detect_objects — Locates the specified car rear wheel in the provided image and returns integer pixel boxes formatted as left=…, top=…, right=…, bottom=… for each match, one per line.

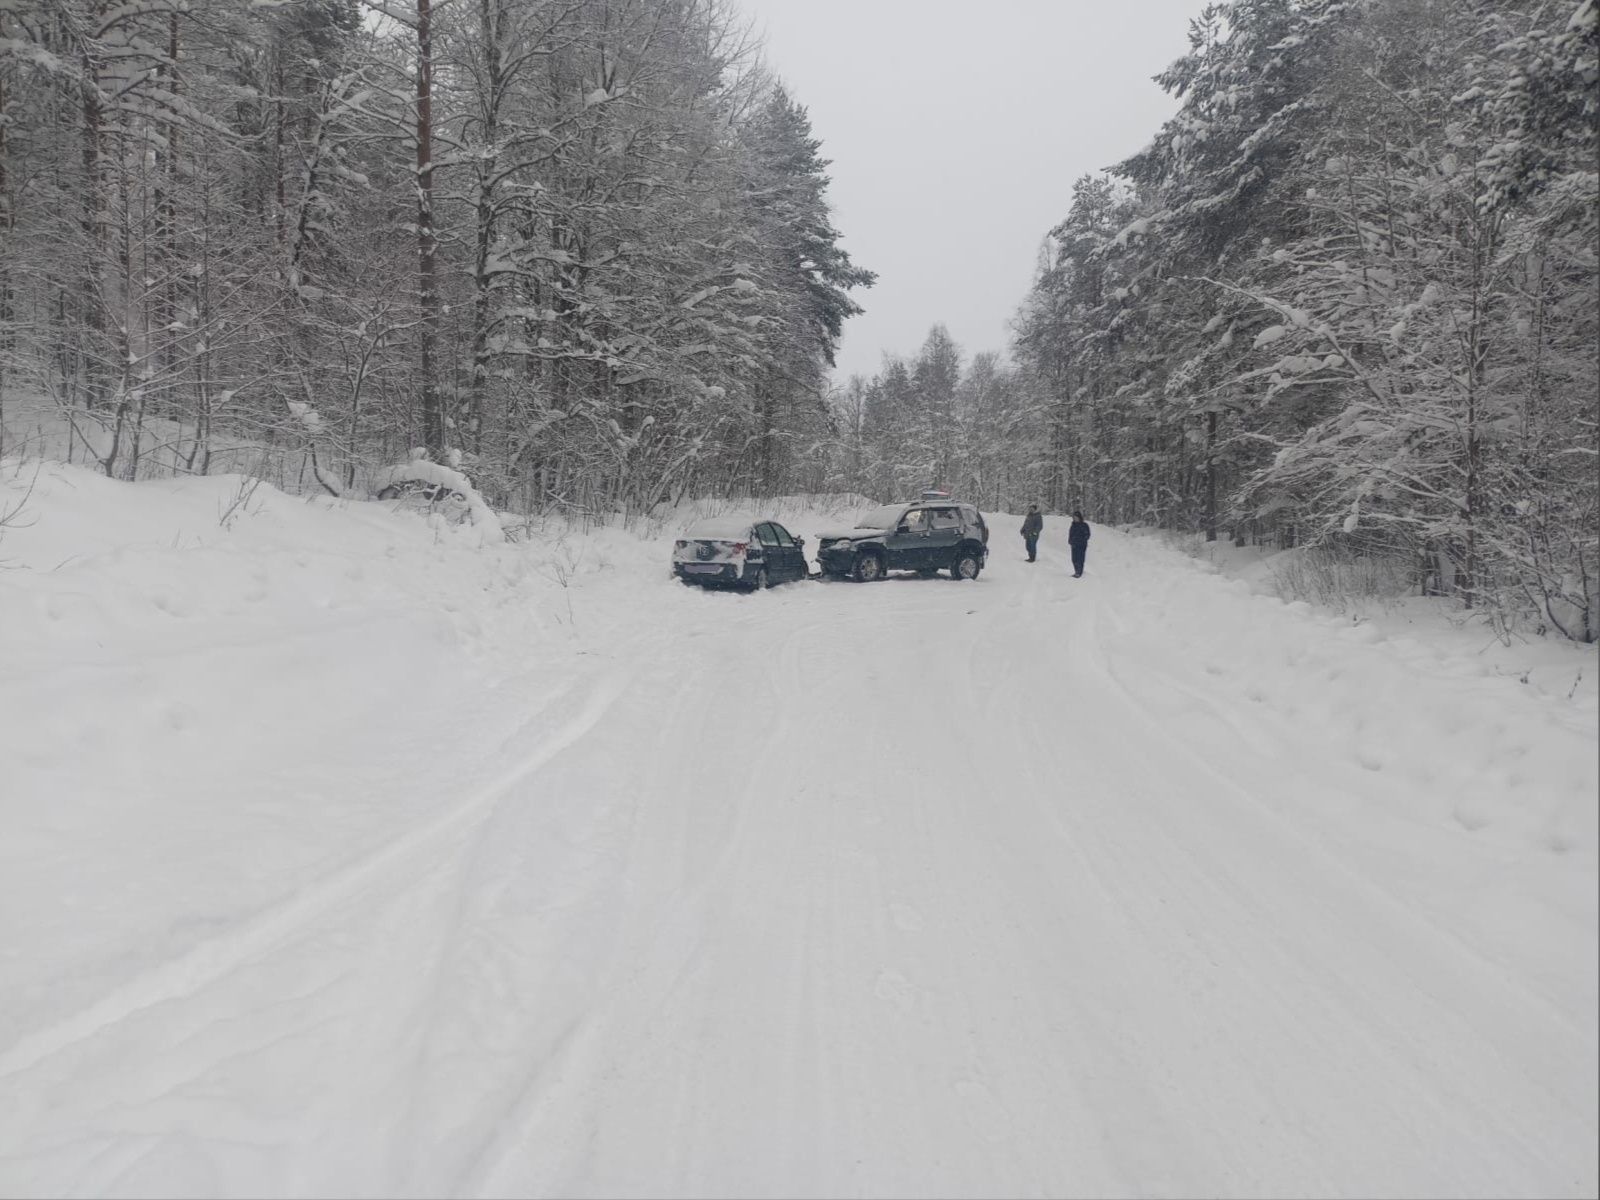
left=952, top=551, right=980, bottom=580
left=853, top=554, right=884, bottom=583
left=753, top=568, right=769, bottom=590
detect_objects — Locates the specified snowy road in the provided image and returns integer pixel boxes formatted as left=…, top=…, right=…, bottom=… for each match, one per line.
left=1, top=474, right=1595, bottom=1198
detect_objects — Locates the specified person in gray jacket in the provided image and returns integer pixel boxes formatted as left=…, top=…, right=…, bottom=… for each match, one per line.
left=1020, top=504, right=1043, bottom=562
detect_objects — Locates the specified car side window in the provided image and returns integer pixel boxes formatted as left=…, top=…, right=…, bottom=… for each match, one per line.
left=930, top=507, right=961, bottom=530
left=771, top=524, right=795, bottom=547
left=755, top=523, right=780, bottom=546
left=902, top=509, right=931, bottom=533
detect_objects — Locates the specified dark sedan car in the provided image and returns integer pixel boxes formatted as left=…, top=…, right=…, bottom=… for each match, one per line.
left=672, top=517, right=810, bottom=590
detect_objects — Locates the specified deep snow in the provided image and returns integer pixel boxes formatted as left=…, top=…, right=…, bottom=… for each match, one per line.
left=0, top=459, right=1595, bottom=1198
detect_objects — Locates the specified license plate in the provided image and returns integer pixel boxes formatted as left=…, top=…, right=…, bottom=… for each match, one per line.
left=684, top=563, right=723, bottom=574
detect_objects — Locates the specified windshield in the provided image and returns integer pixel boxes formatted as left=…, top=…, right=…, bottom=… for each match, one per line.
left=684, top=517, right=754, bottom=539
left=855, top=504, right=908, bottom=530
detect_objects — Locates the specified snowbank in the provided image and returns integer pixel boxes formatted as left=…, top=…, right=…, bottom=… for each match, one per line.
left=1074, top=523, right=1597, bottom=1001
left=1141, top=529, right=1598, bottom=710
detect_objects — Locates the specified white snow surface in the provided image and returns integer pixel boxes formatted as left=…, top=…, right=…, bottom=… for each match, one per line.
left=1, top=461, right=1596, bottom=1199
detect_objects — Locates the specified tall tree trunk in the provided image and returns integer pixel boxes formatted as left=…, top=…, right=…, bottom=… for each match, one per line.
left=153, top=12, right=179, bottom=400
left=416, top=0, right=444, bottom=459
left=0, top=64, right=10, bottom=450
left=273, top=53, right=286, bottom=248
left=1047, top=356, right=1069, bottom=510
left=1204, top=409, right=1218, bottom=541
left=79, top=17, right=107, bottom=410
left=468, top=0, right=506, bottom=461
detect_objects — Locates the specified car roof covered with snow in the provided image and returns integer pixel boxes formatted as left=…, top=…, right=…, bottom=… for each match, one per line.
left=683, top=516, right=772, bottom=539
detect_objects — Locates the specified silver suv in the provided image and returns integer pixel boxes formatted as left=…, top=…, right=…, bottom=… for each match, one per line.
left=815, top=501, right=990, bottom=582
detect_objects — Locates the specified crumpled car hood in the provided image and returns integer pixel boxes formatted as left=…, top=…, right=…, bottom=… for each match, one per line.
left=818, top=526, right=889, bottom=541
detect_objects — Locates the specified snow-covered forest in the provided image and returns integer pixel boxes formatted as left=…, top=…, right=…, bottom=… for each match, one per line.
left=840, top=0, right=1598, bottom=642
left=0, top=0, right=872, bottom=510
left=0, top=0, right=1594, bottom=641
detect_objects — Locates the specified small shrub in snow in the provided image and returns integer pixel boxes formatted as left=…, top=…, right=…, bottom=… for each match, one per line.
left=0, top=460, right=43, bottom=559
left=217, top=473, right=267, bottom=530
left=1270, top=544, right=1414, bottom=612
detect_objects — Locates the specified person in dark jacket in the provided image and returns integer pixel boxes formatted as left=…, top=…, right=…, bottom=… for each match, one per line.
left=1068, top=512, right=1091, bottom=577
left=1020, top=504, right=1043, bottom=562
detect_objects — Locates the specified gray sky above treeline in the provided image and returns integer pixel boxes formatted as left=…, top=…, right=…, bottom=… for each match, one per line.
left=735, top=0, right=1214, bottom=381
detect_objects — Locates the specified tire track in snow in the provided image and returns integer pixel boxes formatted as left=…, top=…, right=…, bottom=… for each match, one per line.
left=397, top=659, right=726, bottom=1195
left=0, top=665, right=637, bottom=1082
left=426, top=599, right=832, bottom=1184
left=4, top=610, right=419, bottom=675
left=452, top=615, right=837, bottom=1199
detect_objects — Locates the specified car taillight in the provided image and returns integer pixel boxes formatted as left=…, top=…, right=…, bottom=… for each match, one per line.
left=674, top=540, right=687, bottom=550
left=731, top=542, right=746, bottom=554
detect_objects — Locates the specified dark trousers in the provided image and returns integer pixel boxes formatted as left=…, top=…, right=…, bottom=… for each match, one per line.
left=1024, top=535, right=1038, bottom=561
left=1071, top=546, right=1086, bottom=576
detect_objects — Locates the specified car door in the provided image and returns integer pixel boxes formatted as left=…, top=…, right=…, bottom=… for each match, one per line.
left=961, top=505, right=989, bottom=550
left=769, top=523, right=806, bottom=580
left=753, top=522, right=782, bottom=581
left=925, top=506, right=963, bottom=567
left=887, top=507, right=932, bottom=569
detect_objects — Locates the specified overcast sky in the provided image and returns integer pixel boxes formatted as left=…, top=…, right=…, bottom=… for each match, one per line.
left=734, top=0, right=1213, bottom=382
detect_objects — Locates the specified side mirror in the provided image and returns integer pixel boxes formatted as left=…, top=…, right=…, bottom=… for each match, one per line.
left=795, top=536, right=805, bottom=547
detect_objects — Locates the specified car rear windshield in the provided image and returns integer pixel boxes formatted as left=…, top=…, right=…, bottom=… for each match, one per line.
left=855, top=504, right=907, bottom=530
left=684, top=517, right=754, bottom=539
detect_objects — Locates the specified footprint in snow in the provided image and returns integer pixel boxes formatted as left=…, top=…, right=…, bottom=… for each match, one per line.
left=873, top=970, right=917, bottom=1011
left=951, top=1076, right=1011, bottom=1145
left=889, top=902, right=924, bottom=932
left=151, top=592, right=190, bottom=617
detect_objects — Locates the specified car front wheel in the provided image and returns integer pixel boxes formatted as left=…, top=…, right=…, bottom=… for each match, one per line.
left=952, top=551, right=981, bottom=580
left=853, top=554, right=884, bottom=583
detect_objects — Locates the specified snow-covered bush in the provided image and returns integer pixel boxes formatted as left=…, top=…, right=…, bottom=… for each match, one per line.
left=371, top=456, right=504, bottom=541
